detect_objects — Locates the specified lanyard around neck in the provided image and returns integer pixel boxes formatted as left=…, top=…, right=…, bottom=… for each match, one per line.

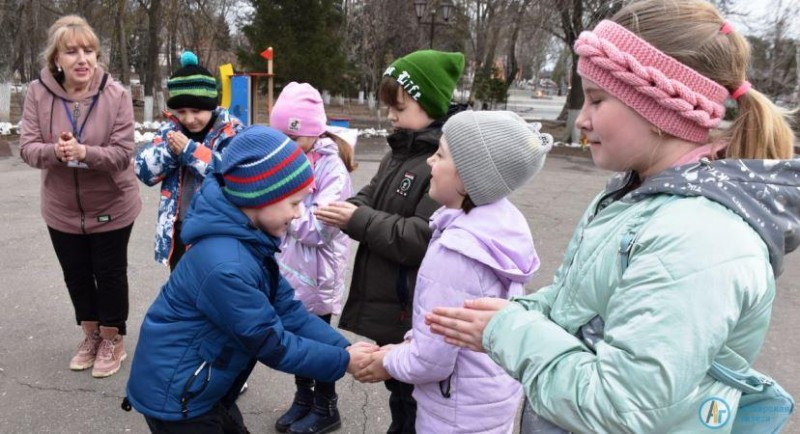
left=61, top=95, right=99, bottom=142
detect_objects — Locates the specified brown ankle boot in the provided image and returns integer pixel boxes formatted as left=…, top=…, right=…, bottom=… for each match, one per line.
left=91, top=326, right=127, bottom=378
left=70, top=321, right=101, bottom=371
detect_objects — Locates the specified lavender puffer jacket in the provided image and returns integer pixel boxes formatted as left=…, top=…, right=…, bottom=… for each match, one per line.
left=384, top=200, right=540, bottom=433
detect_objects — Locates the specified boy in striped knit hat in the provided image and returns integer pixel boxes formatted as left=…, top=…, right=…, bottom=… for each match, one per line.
left=135, top=51, right=244, bottom=270
left=126, top=126, right=376, bottom=432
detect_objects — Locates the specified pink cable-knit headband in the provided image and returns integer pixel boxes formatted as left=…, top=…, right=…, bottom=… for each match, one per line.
left=575, top=20, right=729, bottom=143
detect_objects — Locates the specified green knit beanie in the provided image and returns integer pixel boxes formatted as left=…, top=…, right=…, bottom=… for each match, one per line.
left=383, top=50, right=465, bottom=119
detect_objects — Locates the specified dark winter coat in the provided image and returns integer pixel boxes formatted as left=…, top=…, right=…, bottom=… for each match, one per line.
left=338, top=125, right=442, bottom=344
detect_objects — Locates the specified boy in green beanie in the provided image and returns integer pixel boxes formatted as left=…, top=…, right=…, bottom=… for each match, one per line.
left=316, top=49, right=464, bottom=434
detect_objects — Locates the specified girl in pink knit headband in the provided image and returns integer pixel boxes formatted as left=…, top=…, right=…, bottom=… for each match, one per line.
left=573, top=0, right=794, bottom=165
left=425, top=1, right=799, bottom=432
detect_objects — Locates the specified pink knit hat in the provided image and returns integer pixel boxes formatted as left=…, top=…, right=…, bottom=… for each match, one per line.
left=270, top=82, right=327, bottom=137
left=575, top=20, right=728, bottom=144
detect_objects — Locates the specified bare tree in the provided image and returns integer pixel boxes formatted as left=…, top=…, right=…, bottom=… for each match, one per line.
left=141, top=0, right=162, bottom=97
left=538, top=0, right=618, bottom=119
left=115, top=0, right=130, bottom=84
left=761, top=0, right=799, bottom=99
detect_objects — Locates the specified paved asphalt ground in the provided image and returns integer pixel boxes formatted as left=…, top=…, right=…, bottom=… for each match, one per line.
left=1, top=137, right=798, bottom=433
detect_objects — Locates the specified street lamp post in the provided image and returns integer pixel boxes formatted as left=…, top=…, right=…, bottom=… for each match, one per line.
left=414, top=0, right=454, bottom=49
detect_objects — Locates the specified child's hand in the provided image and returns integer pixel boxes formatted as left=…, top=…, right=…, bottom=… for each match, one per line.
left=380, top=343, right=398, bottom=352
left=167, top=131, right=189, bottom=155
left=314, top=202, right=358, bottom=228
left=354, top=350, right=392, bottom=383
left=350, top=341, right=380, bottom=353
left=425, top=298, right=510, bottom=352
left=345, top=344, right=376, bottom=374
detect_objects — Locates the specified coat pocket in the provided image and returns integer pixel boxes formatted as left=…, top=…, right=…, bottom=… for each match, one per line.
left=178, top=340, right=251, bottom=418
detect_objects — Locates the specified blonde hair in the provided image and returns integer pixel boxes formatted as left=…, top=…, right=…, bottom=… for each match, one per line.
left=612, top=0, right=795, bottom=159
left=40, top=15, right=102, bottom=75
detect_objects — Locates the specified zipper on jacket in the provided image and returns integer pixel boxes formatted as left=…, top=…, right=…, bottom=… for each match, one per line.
left=593, top=172, right=639, bottom=217
left=73, top=169, right=86, bottom=234
left=180, top=361, right=212, bottom=418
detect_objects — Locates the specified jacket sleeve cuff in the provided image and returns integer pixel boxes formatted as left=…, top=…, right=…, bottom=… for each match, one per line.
left=483, top=303, right=585, bottom=381
left=344, top=205, right=372, bottom=241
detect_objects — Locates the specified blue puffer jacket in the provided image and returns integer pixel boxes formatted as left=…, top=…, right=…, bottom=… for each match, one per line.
left=126, top=175, right=351, bottom=421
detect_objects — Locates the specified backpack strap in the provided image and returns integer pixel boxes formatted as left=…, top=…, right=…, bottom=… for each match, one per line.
left=707, top=361, right=771, bottom=395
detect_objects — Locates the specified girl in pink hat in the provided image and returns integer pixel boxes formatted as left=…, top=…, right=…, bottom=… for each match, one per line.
left=269, top=82, right=358, bottom=434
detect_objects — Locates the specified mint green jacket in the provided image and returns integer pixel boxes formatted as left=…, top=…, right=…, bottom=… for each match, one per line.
left=484, top=160, right=800, bottom=433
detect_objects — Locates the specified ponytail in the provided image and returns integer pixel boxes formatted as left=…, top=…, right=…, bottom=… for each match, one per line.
left=721, top=90, right=795, bottom=159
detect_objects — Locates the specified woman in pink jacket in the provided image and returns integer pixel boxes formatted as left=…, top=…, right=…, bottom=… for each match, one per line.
left=19, top=15, right=140, bottom=379
left=355, top=111, right=552, bottom=433
left=270, top=82, right=357, bottom=434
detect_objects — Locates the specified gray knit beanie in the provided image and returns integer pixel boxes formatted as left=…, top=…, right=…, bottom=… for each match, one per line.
left=443, top=111, right=553, bottom=206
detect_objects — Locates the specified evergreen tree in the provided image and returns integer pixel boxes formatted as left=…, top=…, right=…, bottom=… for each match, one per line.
left=239, top=0, right=348, bottom=93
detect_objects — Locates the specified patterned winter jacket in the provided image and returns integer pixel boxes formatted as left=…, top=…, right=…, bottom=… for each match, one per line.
left=134, top=108, right=243, bottom=265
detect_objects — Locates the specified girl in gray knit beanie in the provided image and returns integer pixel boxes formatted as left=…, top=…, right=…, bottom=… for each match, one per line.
left=352, top=110, right=552, bottom=433
left=432, top=110, right=553, bottom=210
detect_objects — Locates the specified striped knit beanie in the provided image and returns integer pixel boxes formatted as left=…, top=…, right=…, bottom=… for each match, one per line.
left=167, top=51, right=218, bottom=111
left=220, top=126, right=314, bottom=208
left=443, top=111, right=553, bottom=206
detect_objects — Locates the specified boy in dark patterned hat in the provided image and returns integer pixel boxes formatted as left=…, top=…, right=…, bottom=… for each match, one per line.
left=126, top=126, right=375, bottom=432
left=135, top=51, right=244, bottom=270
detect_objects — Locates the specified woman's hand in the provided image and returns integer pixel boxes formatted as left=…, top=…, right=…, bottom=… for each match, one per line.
left=315, top=201, right=358, bottom=228
left=167, top=131, right=189, bottom=155
left=57, top=131, right=86, bottom=162
left=425, top=298, right=510, bottom=352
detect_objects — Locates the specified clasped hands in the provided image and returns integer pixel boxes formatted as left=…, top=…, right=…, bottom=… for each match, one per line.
left=345, top=342, right=395, bottom=383
left=54, top=131, right=86, bottom=162
left=166, top=131, right=189, bottom=155
left=344, top=298, right=509, bottom=384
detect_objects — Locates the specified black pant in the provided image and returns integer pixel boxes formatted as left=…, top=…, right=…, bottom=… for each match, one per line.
left=144, top=402, right=248, bottom=434
left=295, top=314, right=336, bottom=398
left=48, top=224, right=133, bottom=334
left=169, top=221, right=187, bottom=272
left=378, top=341, right=416, bottom=434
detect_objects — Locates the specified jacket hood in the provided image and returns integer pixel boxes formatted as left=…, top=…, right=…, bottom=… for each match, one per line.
left=311, top=136, right=339, bottom=156
left=181, top=176, right=281, bottom=258
left=430, top=200, right=539, bottom=283
left=618, top=159, right=800, bottom=276
left=38, top=66, right=107, bottom=100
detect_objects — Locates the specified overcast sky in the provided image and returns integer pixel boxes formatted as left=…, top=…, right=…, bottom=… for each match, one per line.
left=728, top=0, right=799, bottom=37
